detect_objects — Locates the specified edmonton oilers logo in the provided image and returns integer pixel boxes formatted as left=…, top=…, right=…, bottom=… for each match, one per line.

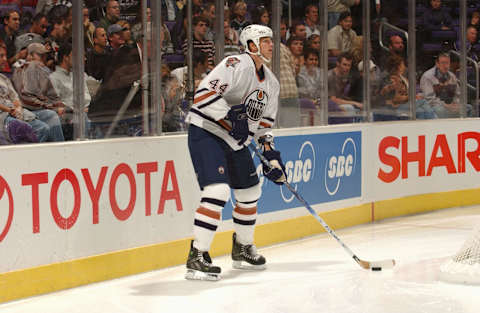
left=244, top=89, right=268, bottom=121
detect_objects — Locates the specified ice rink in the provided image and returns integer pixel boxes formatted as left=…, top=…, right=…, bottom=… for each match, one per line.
left=1, top=205, right=480, bottom=313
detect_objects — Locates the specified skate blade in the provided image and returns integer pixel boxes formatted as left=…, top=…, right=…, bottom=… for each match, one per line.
left=232, top=260, right=266, bottom=270
left=185, top=269, right=221, bottom=281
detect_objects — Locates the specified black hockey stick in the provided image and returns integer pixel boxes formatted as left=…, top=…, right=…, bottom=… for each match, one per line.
left=250, top=143, right=395, bottom=271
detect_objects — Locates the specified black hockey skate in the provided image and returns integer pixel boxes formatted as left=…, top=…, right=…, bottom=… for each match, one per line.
left=185, top=240, right=221, bottom=281
left=231, top=233, right=266, bottom=270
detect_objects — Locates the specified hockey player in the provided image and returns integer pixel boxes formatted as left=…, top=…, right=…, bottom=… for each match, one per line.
left=185, top=24, right=286, bottom=281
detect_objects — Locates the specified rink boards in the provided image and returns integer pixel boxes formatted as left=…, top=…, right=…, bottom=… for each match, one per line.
left=1, top=119, right=480, bottom=303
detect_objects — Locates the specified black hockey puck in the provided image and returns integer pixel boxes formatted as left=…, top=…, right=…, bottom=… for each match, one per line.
left=371, top=267, right=382, bottom=271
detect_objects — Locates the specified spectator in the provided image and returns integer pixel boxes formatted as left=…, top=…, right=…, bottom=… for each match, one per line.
left=116, top=20, right=133, bottom=46
left=327, top=0, right=360, bottom=30
left=99, top=0, right=121, bottom=32
left=297, top=49, right=323, bottom=100
left=0, top=10, right=21, bottom=66
left=286, top=36, right=304, bottom=74
left=280, top=18, right=287, bottom=44
left=305, top=34, right=321, bottom=54
left=230, top=0, right=250, bottom=35
left=378, top=34, right=406, bottom=71
left=107, top=24, right=126, bottom=52
left=266, top=43, right=299, bottom=128
left=171, top=49, right=209, bottom=91
left=469, top=10, right=480, bottom=32
left=163, top=0, right=180, bottom=22
left=380, top=55, right=436, bottom=119
left=182, top=16, right=215, bottom=67
left=304, top=4, right=320, bottom=39
left=0, top=41, right=38, bottom=144
left=201, top=2, right=216, bottom=41
left=328, top=52, right=362, bottom=113
left=12, top=42, right=64, bottom=141
left=420, top=53, right=471, bottom=118
left=350, top=59, right=383, bottom=109
left=328, top=11, right=357, bottom=57
left=224, top=17, right=241, bottom=57
left=251, top=5, right=269, bottom=26
left=423, top=0, right=452, bottom=32
left=86, top=27, right=110, bottom=81
left=14, top=32, right=44, bottom=63
left=287, top=21, right=307, bottom=41
left=83, top=7, right=96, bottom=51
left=47, top=15, right=67, bottom=54
left=26, top=13, right=49, bottom=37
left=50, top=42, right=91, bottom=140
left=454, top=25, right=479, bottom=62
left=35, top=0, right=71, bottom=16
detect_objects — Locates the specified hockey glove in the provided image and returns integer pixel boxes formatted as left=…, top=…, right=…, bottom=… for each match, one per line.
left=227, top=104, right=249, bottom=145
left=262, top=149, right=286, bottom=185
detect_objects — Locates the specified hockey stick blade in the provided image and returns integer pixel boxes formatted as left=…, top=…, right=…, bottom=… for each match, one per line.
left=249, top=143, right=396, bottom=271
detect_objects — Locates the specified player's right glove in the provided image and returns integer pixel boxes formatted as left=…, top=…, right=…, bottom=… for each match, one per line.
left=262, top=149, right=286, bottom=185
left=227, top=104, right=249, bottom=145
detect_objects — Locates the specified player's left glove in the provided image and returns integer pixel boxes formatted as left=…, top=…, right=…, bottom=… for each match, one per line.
left=262, top=149, right=286, bottom=185
left=227, top=104, right=249, bottom=145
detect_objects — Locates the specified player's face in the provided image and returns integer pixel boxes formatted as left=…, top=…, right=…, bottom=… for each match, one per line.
left=259, top=37, right=273, bottom=61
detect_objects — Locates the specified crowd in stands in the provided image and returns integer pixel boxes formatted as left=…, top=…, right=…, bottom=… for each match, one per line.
left=0, top=0, right=478, bottom=145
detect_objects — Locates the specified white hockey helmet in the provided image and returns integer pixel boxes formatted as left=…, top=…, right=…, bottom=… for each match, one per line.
left=239, top=24, right=273, bottom=61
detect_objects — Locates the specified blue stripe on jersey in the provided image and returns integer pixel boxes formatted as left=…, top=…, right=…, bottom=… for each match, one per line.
left=195, top=88, right=209, bottom=95
left=190, top=108, right=255, bottom=137
left=198, top=95, right=222, bottom=109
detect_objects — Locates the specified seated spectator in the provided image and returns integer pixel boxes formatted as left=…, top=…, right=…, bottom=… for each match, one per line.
left=328, top=52, right=362, bottom=113
left=35, top=0, right=71, bottom=16
left=350, top=59, right=383, bottom=109
left=224, top=17, right=241, bottom=57
left=280, top=18, right=287, bottom=44
left=469, top=10, right=480, bottom=32
left=454, top=25, right=479, bottom=62
left=12, top=43, right=64, bottom=141
left=420, top=52, right=471, bottom=118
left=251, top=5, right=269, bottom=26
left=286, top=36, right=304, bottom=75
left=83, top=7, right=96, bottom=51
left=230, top=0, right=250, bottom=35
left=201, top=2, right=216, bottom=41
left=116, top=20, right=133, bottom=46
left=182, top=16, right=215, bottom=67
left=13, top=32, right=44, bottom=66
left=287, top=21, right=307, bottom=41
left=0, top=41, right=38, bottom=144
left=423, top=0, right=452, bottom=32
left=304, top=34, right=321, bottom=54
left=328, top=11, right=357, bottom=57
left=107, top=24, right=126, bottom=52
left=99, top=0, right=121, bottom=32
left=304, top=4, right=320, bottom=39
left=0, top=9, right=21, bottom=66
left=47, top=15, right=67, bottom=55
left=297, top=49, right=323, bottom=100
left=327, top=0, right=360, bottom=30
left=86, top=27, right=110, bottom=81
left=24, top=13, right=49, bottom=37
left=380, top=55, right=436, bottom=119
left=50, top=42, right=92, bottom=140
left=171, top=49, right=209, bottom=92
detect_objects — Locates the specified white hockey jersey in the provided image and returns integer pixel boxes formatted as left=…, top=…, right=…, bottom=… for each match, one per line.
left=185, top=53, right=280, bottom=151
